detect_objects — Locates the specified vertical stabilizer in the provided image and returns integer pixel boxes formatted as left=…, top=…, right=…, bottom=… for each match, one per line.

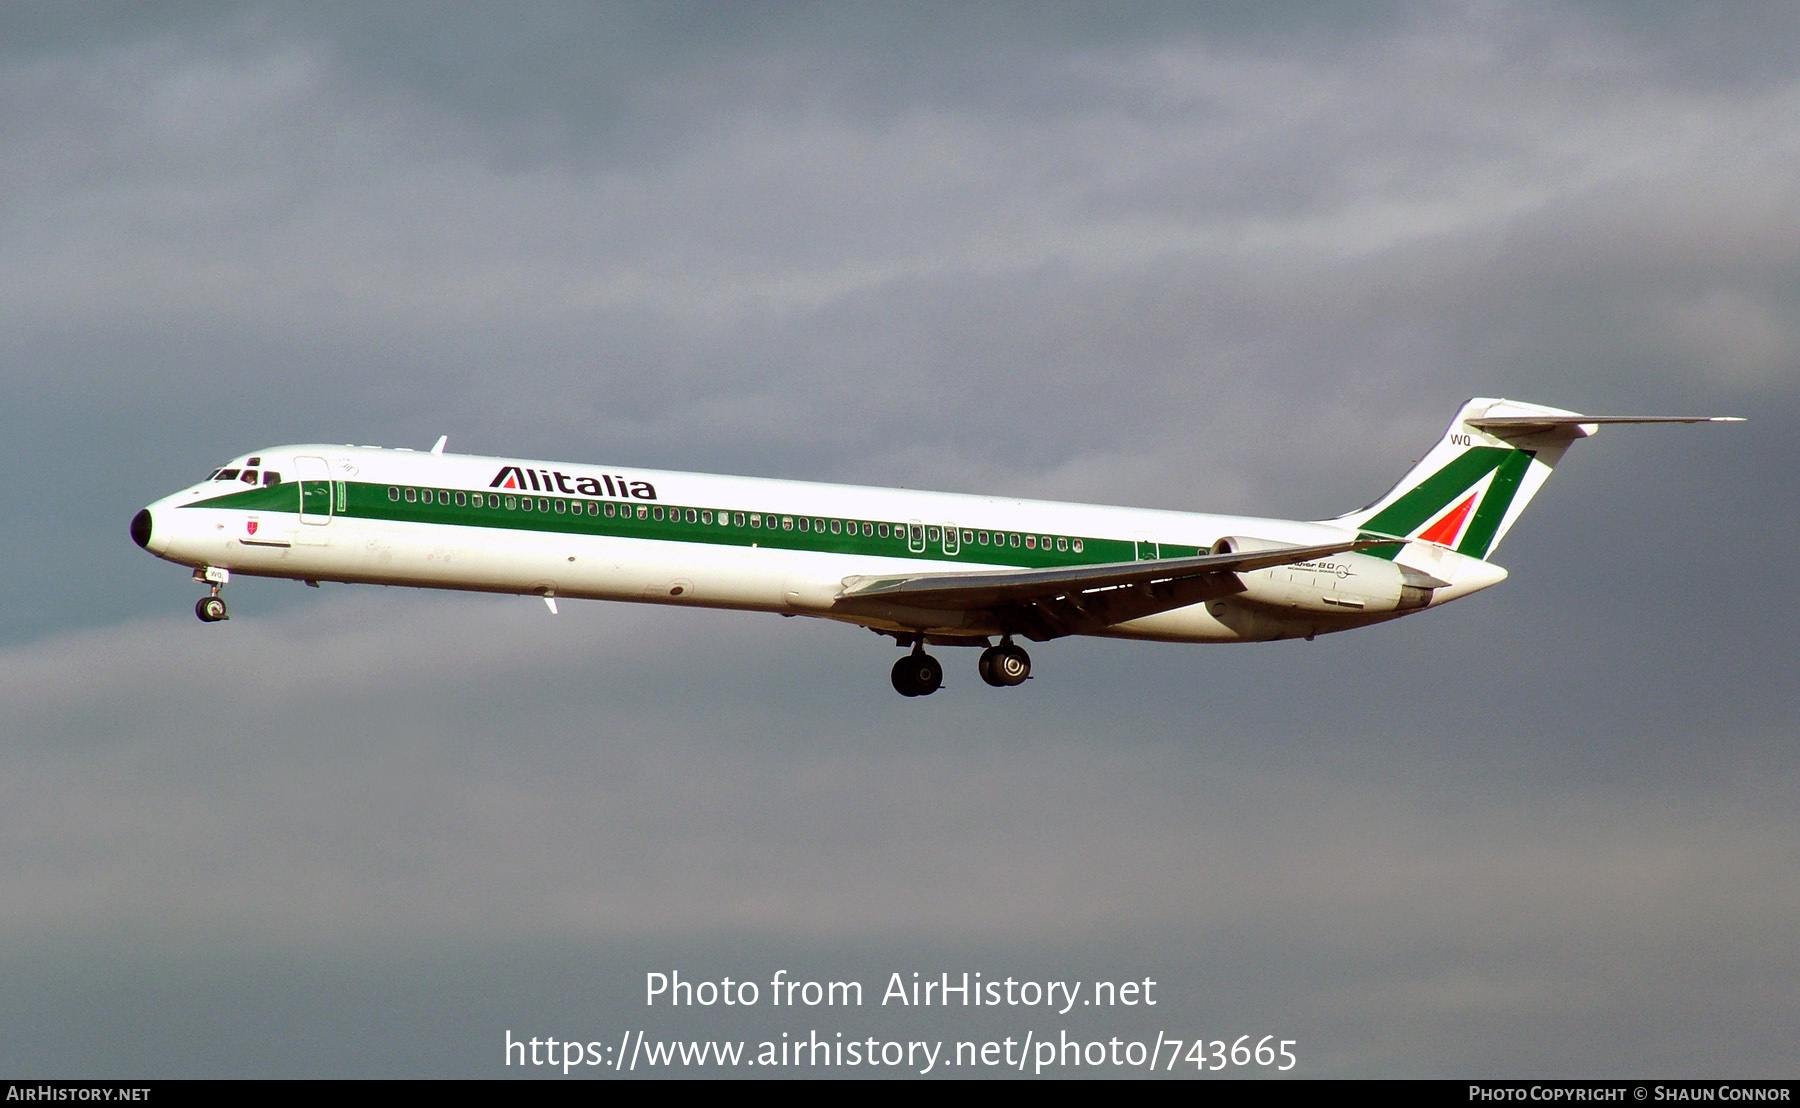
left=1326, top=398, right=1592, bottom=560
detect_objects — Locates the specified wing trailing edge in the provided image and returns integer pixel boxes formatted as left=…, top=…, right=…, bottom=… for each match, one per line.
left=834, top=537, right=1396, bottom=639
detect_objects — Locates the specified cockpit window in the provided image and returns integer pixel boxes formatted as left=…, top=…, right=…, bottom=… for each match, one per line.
left=247, top=457, right=261, bottom=466
left=263, top=471, right=281, bottom=486
left=216, top=469, right=240, bottom=481
left=240, top=470, right=258, bottom=484
left=206, top=470, right=222, bottom=480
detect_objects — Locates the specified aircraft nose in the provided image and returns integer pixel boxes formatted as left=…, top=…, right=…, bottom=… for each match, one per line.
left=130, top=508, right=153, bottom=550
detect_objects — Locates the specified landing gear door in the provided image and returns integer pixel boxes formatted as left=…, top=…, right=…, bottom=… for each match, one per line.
left=297, top=455, right=333, bottom=530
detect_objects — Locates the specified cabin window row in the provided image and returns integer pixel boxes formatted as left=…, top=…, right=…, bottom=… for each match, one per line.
left=383, top=486, right=1082, bottom=554
left=388, top=486, right=901, bottom=535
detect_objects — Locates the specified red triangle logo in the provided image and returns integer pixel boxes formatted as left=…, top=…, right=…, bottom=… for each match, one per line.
left=1418, top=492, right=1477, bottom=545
left=502, top=474, right=520, bottom=489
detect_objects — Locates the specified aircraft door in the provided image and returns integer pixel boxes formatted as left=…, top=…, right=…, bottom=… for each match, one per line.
left=908, top=520, right=926, bottom=554
left=297, top=456, right=333, bottom=528
left=942, top=521, right=960, bottom=556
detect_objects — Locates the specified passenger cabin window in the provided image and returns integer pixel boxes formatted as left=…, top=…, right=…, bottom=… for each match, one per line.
left=404, top=488, right=417, bottom=502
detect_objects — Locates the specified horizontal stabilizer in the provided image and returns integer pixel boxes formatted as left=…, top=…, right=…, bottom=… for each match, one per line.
left=1467, top=414, right=1743, bottom=437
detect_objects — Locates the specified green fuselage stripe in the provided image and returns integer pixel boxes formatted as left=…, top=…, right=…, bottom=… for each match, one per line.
left=1455, top=449, right=1533, bottom=559
left=1360, top=446, right=1514, bottom=539
left=184, top=480, right=1205, bottom=569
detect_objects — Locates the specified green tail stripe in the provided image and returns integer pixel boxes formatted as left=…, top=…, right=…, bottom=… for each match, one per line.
left=1360, top=446, right=1513, bottom=538
left=1456, top=450, right=1533, bottom=559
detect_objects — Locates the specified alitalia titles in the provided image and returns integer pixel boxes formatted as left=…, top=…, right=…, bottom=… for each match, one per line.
left=490, top=465, right=656, bottom=500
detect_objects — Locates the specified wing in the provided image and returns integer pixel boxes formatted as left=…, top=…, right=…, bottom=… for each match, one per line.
left=833, top=537, right=1394, bottom=641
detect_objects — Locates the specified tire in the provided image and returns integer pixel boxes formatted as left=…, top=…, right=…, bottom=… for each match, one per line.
left=993, top=644, right=1030, bottom=686
left=978, top=647, right=1005, bottom=687
left=195, top=596, right=228, bottom=623
left=891, top=655, right=920, bottom=696
left=891, top=653, right=942, bottom=696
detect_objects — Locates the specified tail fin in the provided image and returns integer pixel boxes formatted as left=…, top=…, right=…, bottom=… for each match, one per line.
left=1328, top=398, right=1741, bottom=559
left=1329, top=398, right=1594, bottom=561
left=1326, top=398, right=1741, bottom=561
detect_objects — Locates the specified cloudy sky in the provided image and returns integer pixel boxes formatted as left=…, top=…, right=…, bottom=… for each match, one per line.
left=2, top=2, right=1794, bottom=1078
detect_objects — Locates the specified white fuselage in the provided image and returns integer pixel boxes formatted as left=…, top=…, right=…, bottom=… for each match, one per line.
left=134, top=444, right=1506, bottom=644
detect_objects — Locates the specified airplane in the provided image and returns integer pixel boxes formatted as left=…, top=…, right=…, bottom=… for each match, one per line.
left=129, top=397, right=1738, bottom=696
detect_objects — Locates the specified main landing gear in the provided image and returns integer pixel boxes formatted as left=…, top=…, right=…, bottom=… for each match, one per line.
left=891, top=644, right=944, bottom=697
left=890, top=636, right=1031, bottom=696
left=978, top=639, right=1031, bottom=688
left=193, top=566, right=230, bottom=623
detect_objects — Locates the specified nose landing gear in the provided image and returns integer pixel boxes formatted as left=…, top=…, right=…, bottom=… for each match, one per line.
left=192, top=566, right=230, bottom=622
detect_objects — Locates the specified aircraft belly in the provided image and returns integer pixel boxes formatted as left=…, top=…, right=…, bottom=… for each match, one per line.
left=1100, top=599, right=1381, bottom=644
left=225, top=520, right=835, bottom=614
left=1101, top=603, right=1242, bottom=643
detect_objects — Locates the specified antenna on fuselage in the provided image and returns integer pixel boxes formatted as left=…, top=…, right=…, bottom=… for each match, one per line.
left=429, top=435, right=448, bottom=455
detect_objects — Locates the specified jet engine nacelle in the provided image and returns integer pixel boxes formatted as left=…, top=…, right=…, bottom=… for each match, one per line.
left=1211, top=535, right=1439, bottom=615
